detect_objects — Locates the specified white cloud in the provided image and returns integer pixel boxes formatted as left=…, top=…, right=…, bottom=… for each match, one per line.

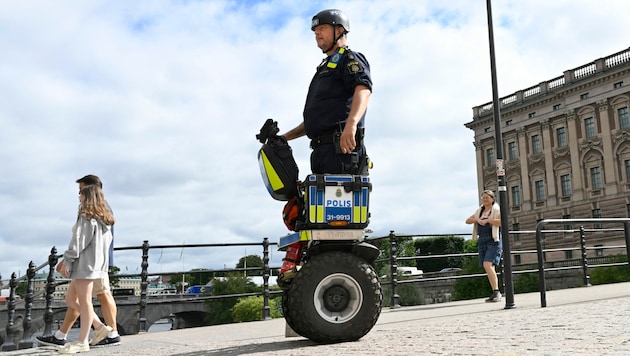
left=1, top=0, right=629, bottom=280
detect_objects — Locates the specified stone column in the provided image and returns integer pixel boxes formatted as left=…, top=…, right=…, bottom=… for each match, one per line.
left=566, top=113, right=584, bottom=200
left=541, top=120, right=557, bottom=205
left=597, top=100, right=618, bottom=194
left=517, top=128, right=531, bottom=210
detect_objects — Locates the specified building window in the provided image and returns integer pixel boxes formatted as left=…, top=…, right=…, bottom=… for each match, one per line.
left=535, top=180, right=545, bottom=201
left=592, top=209, right=603, bottom=229
left=590, top=166, right=602, bottom=190
left=562, top=214, right=572, bottom=231
left=614, top=81, right=623, bottom=89
left=531, top=134, right=542, bottom=154
left=584, top=117, right=596, bottom=138
left=625, top=160, right=630, bottom=182
left=512, top=223, right=521, bottom=242
left=564, top=250, right=573, bottom=260
left=553, top=104, right=561, bottom=111
left=528, top=112, right=536, bottom=118
left=627, top=204, right=630, bottom=217
left=580, top=93, right=589, bottom=100
left=556, top=127, right=567, bottom=147
left=619, top=107, right=629, bottom=129
left=511, top=186, right=521, bottom=206
left=560, top=174, right=571, bottom=197
left=514, top=255, right=521, bottom=265
left=486, top=147, right=494, bottom=167
left=594, top=245, right=604, bottom=257
left=508, top=141, right=517, bottom=160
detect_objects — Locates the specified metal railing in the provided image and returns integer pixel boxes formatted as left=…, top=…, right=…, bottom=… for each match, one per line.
left=1, top=238, right=280, bottom=351
left=369, top=225, right=629, bottom=309
left=535, top=218, right=630, bottom=307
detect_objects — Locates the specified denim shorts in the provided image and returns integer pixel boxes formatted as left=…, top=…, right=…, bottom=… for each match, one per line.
left=478, top=235, right=502, bottom=267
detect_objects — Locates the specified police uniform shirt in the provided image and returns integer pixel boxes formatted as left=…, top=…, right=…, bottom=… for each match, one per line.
left=303, top=47, right=372, bottom=139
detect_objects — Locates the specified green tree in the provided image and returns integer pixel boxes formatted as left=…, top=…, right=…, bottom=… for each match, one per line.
left=589, top=255, right=630, bottom=284
left=452, top=239, right=488, bottom=300
left=186, top=268, right=215, bottom=286
left=231, top=296, right=282, bottom=322
left=513, top=271, right=539, bottom=293
left=236, top=255, right=264, bottom=276
left=206, top=273, right=260, bottom=325
left=169, top=273, right=196, bottom=293
left=414, top=236, right=465, bottom=272
left=370, top=235, right=415, bottom=276
left=108, top=265, right=121, bottom=288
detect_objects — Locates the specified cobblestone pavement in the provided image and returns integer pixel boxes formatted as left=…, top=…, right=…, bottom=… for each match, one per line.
left=3, top=282, right=629, bottom=355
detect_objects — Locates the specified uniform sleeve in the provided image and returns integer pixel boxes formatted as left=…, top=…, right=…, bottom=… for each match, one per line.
left=343, top=51, right=372, bottom=93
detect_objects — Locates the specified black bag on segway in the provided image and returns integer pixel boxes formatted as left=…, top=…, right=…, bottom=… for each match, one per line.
left=256, top=119, right=299, bottom=201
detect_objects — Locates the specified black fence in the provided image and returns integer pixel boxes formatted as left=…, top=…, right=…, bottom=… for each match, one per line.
left=2, top=221, right=630, bottom=351
left=0, top=238, right=280, bottom=352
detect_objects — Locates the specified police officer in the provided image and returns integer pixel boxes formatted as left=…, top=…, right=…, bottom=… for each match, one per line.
left=282, top=9, right=372, bottom=175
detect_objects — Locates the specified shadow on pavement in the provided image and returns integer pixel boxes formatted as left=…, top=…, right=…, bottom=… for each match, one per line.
left=172, top=339, right=317, bottom=355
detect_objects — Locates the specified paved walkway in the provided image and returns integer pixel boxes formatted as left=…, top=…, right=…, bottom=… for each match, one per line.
left=3, top=282, right=630, bottom=355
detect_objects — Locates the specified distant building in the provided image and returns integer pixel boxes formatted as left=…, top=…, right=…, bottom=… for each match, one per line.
left=115, top=276, right=142, bottom=296
left=31, top=272, right=69, bottom=301
left=465, top=47, right=630, bottom=265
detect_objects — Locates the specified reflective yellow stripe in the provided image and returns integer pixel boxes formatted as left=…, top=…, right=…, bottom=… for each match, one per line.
left=327, top=48, right=345, bottom=68
left=299, top=230, right=311, bottom=241
left=261, top=151, right=284, bottom=191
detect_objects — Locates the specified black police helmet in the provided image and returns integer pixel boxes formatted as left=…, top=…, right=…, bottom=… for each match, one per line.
left=311, top=9, right=350, bottom=33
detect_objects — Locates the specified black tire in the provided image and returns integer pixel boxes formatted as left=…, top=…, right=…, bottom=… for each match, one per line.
left=281, top=292, right=305, bottom=337
left=284, top=251, right=382, bottom=343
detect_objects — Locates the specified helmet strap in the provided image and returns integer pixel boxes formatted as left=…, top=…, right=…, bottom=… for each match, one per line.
left=322, top=25, right=345, bottom=54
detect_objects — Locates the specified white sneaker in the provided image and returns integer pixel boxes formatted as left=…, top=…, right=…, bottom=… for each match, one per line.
left=58, top=341, right=89, bottom=354
left=485, top=291, right=502, bottom=302
left=90, top=325, right=113, bottom=346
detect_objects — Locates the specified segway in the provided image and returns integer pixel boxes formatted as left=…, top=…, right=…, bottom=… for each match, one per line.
left=256, top=119, right=382, bottom=343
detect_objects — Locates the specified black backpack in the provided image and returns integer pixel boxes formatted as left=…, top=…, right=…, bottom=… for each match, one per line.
left=256, top=119, right=299, bottom=201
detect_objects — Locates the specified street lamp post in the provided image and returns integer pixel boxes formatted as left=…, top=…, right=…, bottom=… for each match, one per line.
left=485, top=0, right=516, bottom=309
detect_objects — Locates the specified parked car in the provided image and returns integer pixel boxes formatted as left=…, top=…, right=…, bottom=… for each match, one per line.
left=397, top=267, right=423, bottom=277
left=184, top=285, right=211, bottom=295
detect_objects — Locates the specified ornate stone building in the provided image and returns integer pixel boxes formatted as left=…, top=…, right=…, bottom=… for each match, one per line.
left=465, top=47, right=630, bottom=264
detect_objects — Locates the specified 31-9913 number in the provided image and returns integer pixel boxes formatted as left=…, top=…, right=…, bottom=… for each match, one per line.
left=327, top=214, right=351, bottom=221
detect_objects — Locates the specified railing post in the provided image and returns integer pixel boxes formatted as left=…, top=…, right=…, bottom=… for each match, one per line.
left=43, top=247, right=59, bottom=337
left=18, top=261, right=36, bottom=349
left=138, top=240, right=149, bottom=333
left=262, top=238, right=271, bottom=320
left=1, top=273, right=18, bottom=351
left=625, top=222, right=630, bottom=277
left=389, top=231, right=400, bottom=309
left=579, top=226, right=591, bottom=287
left=535, top=221, right=547, bottom=307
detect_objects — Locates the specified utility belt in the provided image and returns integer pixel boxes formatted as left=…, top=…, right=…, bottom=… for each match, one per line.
left=310, top=127, right=365, bottom=149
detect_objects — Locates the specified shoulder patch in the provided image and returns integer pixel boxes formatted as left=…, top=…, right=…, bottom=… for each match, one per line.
left=347, top=60, right=364, bottom=74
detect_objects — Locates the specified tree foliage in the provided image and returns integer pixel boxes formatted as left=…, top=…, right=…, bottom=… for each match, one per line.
left=206, top=273, right=260, bottom=325
left=589, top=255, right=630, bottom=284
left=108, top=265, right=121, bottom=288
left=452, top=239, right=488, bottom=300
left=236, top=255, right=264, bottom=276
left=414, top=236, right=465, bottom=272
left=231, top=296, right=282, bottom=322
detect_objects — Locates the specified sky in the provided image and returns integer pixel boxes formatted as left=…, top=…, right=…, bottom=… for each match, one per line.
left=1, top=0, right=629, bottom=283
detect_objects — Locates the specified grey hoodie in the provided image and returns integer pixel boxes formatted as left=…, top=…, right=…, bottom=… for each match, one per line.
left=63, top=216, right=113, bottom=279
